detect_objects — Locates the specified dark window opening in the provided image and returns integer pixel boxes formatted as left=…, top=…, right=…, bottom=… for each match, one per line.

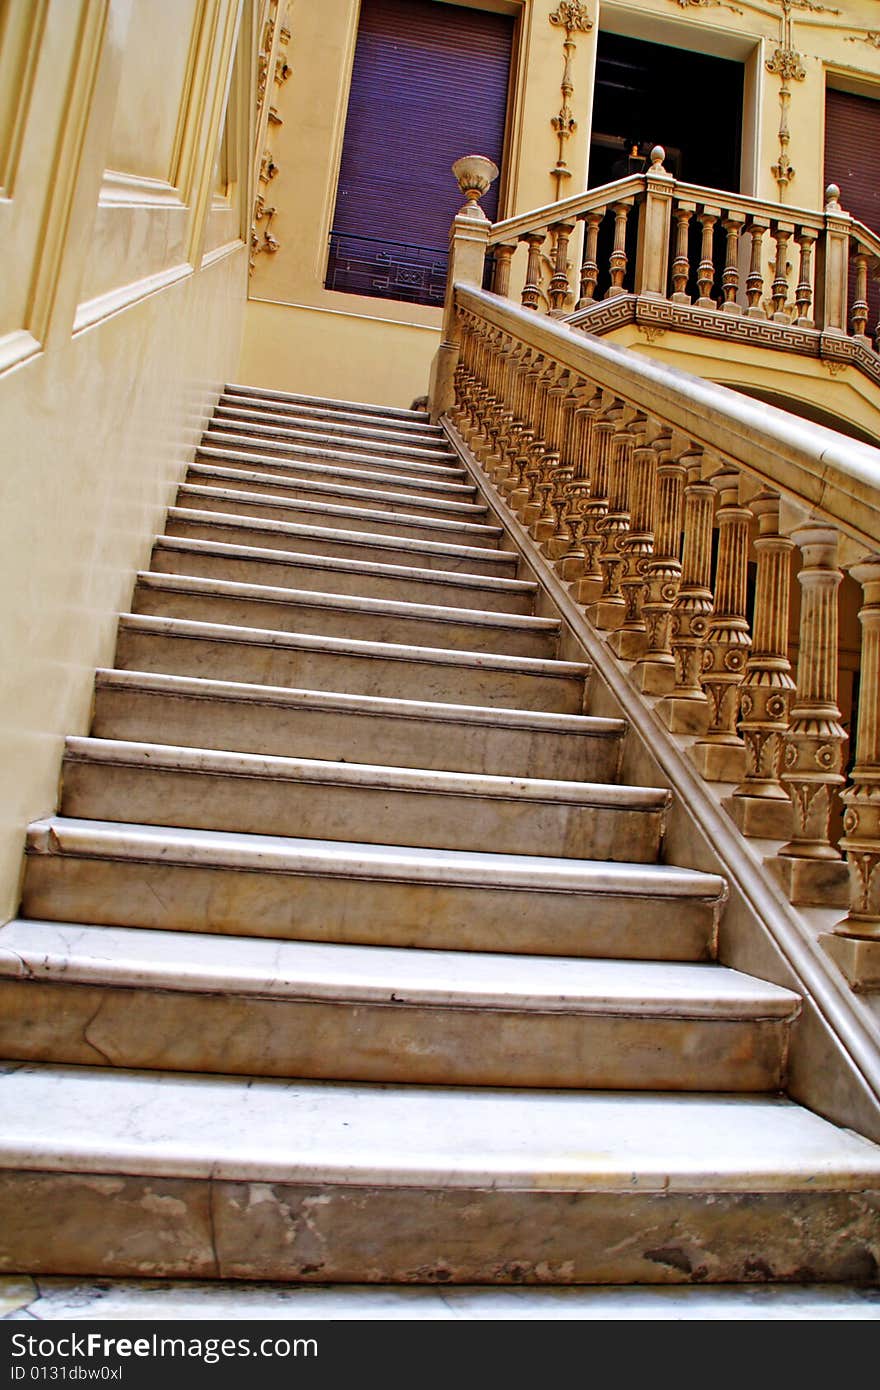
left=326, top=0, right=513, bottom=309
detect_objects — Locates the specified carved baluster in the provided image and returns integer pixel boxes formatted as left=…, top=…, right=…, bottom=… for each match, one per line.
left=632, top=434, right=687, bottom=695
left=520, top=232, right=545, bottom=311
left=605, top=202, right=632, bottom=299
left=695, top=206, right=719, bottom=309
left=720, top=212, right=745, bottom=314
left=546, top=376, right=583, bottom=560
left=586, top=411, right=636, bottom=629
left=771, top=526, right=849, bottom=908
left=492, top=243, right=517, bottom=299
left=502, top=350, right=541, bottom=504
left=794, top=228, right=816, bottom=327
left=656, top=458, right=715, bottom=735
left=851, top=251, right=870, bottom=343
left=823, top=556, right=880, bottom=985
left=726, top=492, right=796, bottom=837
left=745, top=217, right=769, bottom=319
left=488, top=337, right=519, bottom=484
left=670, top=202, right=694, bottom=304
left=609, top=420, right=657, bottom=661
left=531, top=370, right=567, bottom=543
left=770, top=221, right=794, bottom=323
left=691, top=470, right=752, bottom=781
left=521, top=363, right=556, bottom=525
left=548, top=222, right=575, bottom=314
left=557, top=389, right=602, bottom=579
left=578, top=211, right=604, bottom=307
left=573, top=403, right=615, bottom=606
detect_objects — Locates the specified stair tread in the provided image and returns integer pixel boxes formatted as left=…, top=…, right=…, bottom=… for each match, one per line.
left=191, top=459, right=484, bottom=515
left=64, top=736, right=665, bottom=809
left=3, top=1062, right=878, bottom=1190
left=135, top=571, right=559, bottom=632
left=195, top=443, right=475, bottom=493
left=224, top=384, right=431, bottom=422
left=27, top=818, right=727, bottom=898
left=0, top=919, right=800, bottom=1017
left=205, top=423, right=457, bottom=462
left=167, top=507, right=519, bottom=565
left=211, top=408, right=447, bottom=449
left=178, top=483, right=502, bottom=539
left=153, top=535, right=536, bottom=592
left=117, top=612, right=587, bottom=675
left=94, top=668, right=621, bottom=733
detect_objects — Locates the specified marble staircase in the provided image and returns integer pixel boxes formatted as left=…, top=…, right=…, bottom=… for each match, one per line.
left=1, top=387, right=880, bottom=1285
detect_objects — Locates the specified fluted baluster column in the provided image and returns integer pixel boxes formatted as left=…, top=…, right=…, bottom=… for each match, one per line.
left=720, top=212, right=745, bottom=314
left=452, top=317, right=478, bottom=436
left=577, top=211, right=604, bottom=307
left=632, top=435, right=688, bottom=695
left=726, top=492, right=796, bottom=837
left=520, top=233, right=545, bottom=310
left=670, top=202, right=694, bottom=303
left=530, top=369, right=567, bottom=542
left=656, top=458, right=715, bottom=735
left=545, top=376, right=584, bottom=560
left=794, top=229, right=816, bottom=326
left=586, top=412, right=636, bottom=630
left=745, top=218, right=768, bottom=318
left=605, top=202, right=632, bottom=298
left=695, top=206, right=719, bottom=309
left=608, top=420, right=657, bottom=660
left=520, top=362, right=556, bottom=525
left=502, top=350, right=542, bottom=505
left=823, top=556, right=880, bottom=987
left=488, top=337, right=519, bottom=484
left=492, top=243, right=517, bottom=299
left=690, top=470, right=752, bottom=781
left=573, top=403, right=617, bottom=605
left=557, top=390, right=602, bottom=580
left=770, top=221, right=794, bottom=323
left=548, top=222, right=575, bottom=314
left=770, top=526, right=849, bottom=907
left=851, top=252, right=871, bottom=344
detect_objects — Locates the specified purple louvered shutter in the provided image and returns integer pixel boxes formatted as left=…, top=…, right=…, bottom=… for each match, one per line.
left=326, top=0, right=513, bottom=307
left=824, top=87, right=880, bottom=333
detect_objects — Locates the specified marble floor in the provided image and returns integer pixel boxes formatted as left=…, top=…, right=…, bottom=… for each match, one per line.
left=3, top=1276, right=880, bottom=1321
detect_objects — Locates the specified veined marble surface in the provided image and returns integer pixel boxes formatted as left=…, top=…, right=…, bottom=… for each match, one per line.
left=3, top=1277, right=880, bottom=1321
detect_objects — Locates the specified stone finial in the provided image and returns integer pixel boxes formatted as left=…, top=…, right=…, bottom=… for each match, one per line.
left=650, top=146, right=666, bottom=171
left=825, top=183, right=842, bottom=212
left=452, top=155, right=500, bottom=220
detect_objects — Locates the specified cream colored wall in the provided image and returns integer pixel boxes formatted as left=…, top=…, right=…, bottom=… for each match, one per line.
left=0, top=0, right=255, bottom=921
left=240, top=0, right=880, bottom=407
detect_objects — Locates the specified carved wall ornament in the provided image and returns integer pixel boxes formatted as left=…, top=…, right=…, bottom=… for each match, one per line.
left=765, top=46, right=806, bottom=82
left=846, top=32, right=880, bottom=48
left=548, top=5, right=594, bottom=200
left=548, top=3, right=593, bottom=33
left=670, top=0, right=744, bottom=13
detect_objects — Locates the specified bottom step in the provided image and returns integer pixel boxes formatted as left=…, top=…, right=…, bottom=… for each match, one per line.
left=1, top=1065, right=879, bottom=1283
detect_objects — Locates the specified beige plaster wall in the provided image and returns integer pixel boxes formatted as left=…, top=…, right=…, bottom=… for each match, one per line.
left=0, top=0, right=255, bottom=920
left=241, top=0, right=880, bottom=407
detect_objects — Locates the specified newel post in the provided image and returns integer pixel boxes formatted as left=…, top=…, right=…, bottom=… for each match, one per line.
left=428, top=155, right=499, bottom=423
left=816, top=183, right=852, bottom=339
left=635, top=146, right=673, bottom=299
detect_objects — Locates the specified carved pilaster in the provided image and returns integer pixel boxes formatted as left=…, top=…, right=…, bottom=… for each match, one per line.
left=770, top=525, right=849, bottom=907
left=726, top=492, right=795, bottom=837
left=656, top=459, right=715, bottom=735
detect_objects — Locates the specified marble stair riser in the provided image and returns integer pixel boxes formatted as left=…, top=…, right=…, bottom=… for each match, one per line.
left=203, top=436, right=466, bottom=481
left=188, top=460, right=487, bottom=519
left=0, top=979, right=792, bottom=1092
left=130, top=580, right=559, bottom=660
left=215, top=398, right=447, bottom=444
left=208, top=417, right=450, bottom=459
left=193, top=446, right=475, bottom=497
left=60, top=755, right=666, bottom=862
left=148, top=540, right=538, bottom=614
left=114, top=623, right=589, bottom=711
left=164, top=511, right=519, bottom=577
left=222, top=386, right=436, bottom=424
left=91, top=681, right=625, bottom=781
left=174, top=485, right=502, bottom=547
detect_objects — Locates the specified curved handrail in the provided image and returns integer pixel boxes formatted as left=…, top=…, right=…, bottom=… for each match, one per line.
left=487, top=174, right=645, bottom=246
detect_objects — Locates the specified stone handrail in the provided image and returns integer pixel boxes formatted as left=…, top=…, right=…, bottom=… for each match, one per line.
left=430, top=274, right=880, bottom=993
left=477, top=150, right=880, bottom=370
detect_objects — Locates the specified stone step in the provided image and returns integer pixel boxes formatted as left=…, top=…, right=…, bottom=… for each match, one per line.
left=223, top=383, right=433, bottom=425
left=22, top=820, right=726, bottom=959
left=114, top=615, right=589, bottom=711
left=131, top=572, right=560, bottom=659
left=60, top=738, right=668, bottom=861
left=149, top=537, right=538, bottom=614
left=204, top=431, right=466, bottom=481
left=175, top=483, right=503, bottom=548
left=165, top=508, right=519, bottom=576
left=2, top=1063, right=878, bottom=1282
left=188, top=457, right=487, bottom=518
left=206, top=417, right=459, bottom=465
left=92, top=671, right=624, bottom=780
left=0, top=921, right=800, bottom=1091
left=196, top=438, right=474, bottom=496
left=211, top=404, right=448, bottom=451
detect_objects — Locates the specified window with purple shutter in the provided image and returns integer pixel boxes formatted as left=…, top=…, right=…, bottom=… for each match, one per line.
left=326, top=0, right=514, bottom=308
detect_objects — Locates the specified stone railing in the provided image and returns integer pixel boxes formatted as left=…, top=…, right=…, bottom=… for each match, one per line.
left=430, top=257, right=880, bottom=994
left=482, top=150, right=880, bottom=383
